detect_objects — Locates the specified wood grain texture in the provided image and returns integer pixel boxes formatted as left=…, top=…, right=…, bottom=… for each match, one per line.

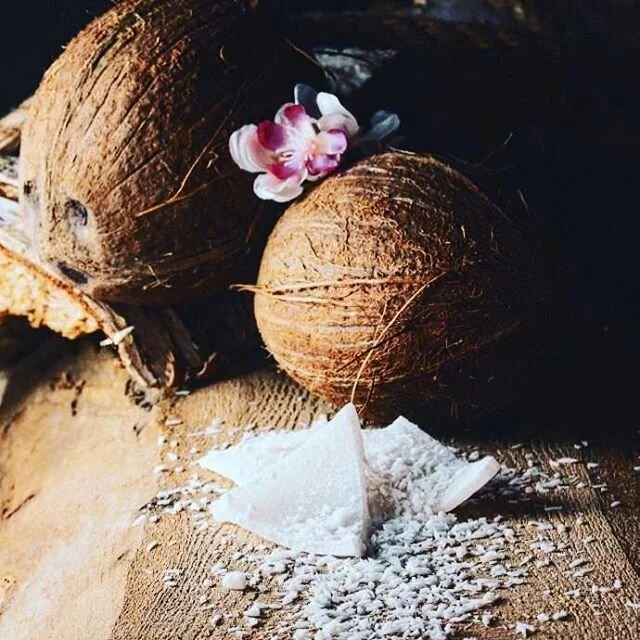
left=0, top=344, right=638, bottom=639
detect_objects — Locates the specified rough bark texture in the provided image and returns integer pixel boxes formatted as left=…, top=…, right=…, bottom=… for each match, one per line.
left=20, top=0, right=322, bottom=304
left=254, top=151, right=548, bottom=424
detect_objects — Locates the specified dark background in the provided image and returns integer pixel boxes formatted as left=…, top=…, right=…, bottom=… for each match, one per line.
left=1, top=0, right=638, bottom=431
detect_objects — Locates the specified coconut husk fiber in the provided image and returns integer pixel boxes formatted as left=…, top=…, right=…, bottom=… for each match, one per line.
left=253, top=151, right=550, bottom=425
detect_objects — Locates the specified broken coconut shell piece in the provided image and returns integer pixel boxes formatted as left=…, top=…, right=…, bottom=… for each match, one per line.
left=204, top=406, right=499, bottom=556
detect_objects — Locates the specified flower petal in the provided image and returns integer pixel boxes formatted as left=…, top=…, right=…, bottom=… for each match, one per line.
left=275, top=103, right=316, bottom=138
left=257, top=121, right=290, bottom=151
left=315, top=129, right=348, bottom=156
left=359, top=110, right=401, bottom=142
left=229, top=124, right=270, bottom=173
left=254, top=172, right=306, bottom=203
left=316, top=92, right=359, bottom=136
left=270, top=158, right=303, bottom=180
left=307, top=154, right=340, bottom=176
left=294, top=84, right=321, bottom=118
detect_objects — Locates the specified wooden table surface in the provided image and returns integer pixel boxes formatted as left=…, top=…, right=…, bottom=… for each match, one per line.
left=0, top=340, right=638, bottom=640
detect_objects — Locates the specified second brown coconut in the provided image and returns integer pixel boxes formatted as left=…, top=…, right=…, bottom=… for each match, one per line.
left=253, top=151, right=549, bottom=424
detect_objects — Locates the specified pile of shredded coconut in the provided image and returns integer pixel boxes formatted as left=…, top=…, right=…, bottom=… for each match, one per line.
left=197, top=404, right=510, bottom=638
left=134, top=406, right=635, bottom=638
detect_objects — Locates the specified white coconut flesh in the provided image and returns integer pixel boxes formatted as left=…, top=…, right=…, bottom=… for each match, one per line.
left=210, top=404, right=370, bottom=558
left=204, top=406, right=499, bottom=557
left=198, top=417, right=327, bottom=487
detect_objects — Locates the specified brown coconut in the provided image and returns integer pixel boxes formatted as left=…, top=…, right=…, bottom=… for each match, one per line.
left=1, top=120, right=259, bottom=388
left=254, top=151, right=549, bottom=424
left=19, top=0, right=322, bottom=304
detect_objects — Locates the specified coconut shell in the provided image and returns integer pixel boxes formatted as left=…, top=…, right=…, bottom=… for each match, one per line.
left=20, top=0, right=322, bottom=304
left=2, top=113, right=259, bottom=389
left=254, top=151, right=549, bottom=424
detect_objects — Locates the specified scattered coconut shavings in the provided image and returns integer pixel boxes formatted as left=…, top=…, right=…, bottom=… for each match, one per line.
left=137, top=405, right=640, bottom=639
left=211, top=404, right=370, bottom=557
left=222, top=571, right=248, bottom=591
left=515, top=621, right=536, bottom=637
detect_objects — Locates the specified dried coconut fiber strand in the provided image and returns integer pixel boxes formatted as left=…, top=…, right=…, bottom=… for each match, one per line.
left=201, top=404, right=499, bottom=557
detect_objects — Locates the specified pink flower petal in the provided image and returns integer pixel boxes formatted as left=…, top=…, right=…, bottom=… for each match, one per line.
left=257, top=121, right=289, bottom=151
left=229, top=125, right=270, bottom=173
left=275, top=103, right=316, bottom=139
left=315, top=129, right=348, bottom=156
left=270, top=160, right=302, bottom=180
left=254, top=172, right=306, bottom=203
left=316, top=92, right=359, bottom=136
left=307, top=154, right=340, bottom=176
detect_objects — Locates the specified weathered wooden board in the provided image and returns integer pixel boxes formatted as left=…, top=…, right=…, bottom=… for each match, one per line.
left=1, top=342, right=639, bottom=639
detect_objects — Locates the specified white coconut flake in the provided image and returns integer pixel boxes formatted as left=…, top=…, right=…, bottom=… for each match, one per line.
left=211, top=404, right=370, bottom=557
left=200, top=430, right=312, bottom=485
left=515, top=622, right=536, bottom=637
left=222, top=571, right=248, bottom=591
left=203, top=409, right=499, bottom=528
left=130, top=514, right=146, bottom=528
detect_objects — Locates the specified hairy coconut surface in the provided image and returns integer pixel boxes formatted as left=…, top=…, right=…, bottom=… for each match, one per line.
left=254, top=151, right=548, bottom=424
left=20, top=0, right=321, bottom=304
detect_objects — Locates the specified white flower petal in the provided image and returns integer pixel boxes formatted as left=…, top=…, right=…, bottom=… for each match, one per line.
left=229, top=124, right=269, bottom=173
left=253, top=172, right=306, bottom=203
left=316, top=92, right=359, bottom=136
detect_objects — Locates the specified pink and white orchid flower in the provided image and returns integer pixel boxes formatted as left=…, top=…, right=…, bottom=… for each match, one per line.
left=229, top=85, right=399, bottom=203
